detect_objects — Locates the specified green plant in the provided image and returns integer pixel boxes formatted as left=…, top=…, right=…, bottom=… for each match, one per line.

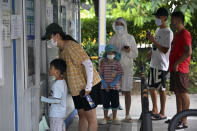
left=188, top=48, right=197, bottom=94
left=133, top=48, right=150, bottom=77
left=81, top=18, right=197, bottom=94
left=82, top=40, right=99, bottom=69
left=81, top=17, right=156, bottom=45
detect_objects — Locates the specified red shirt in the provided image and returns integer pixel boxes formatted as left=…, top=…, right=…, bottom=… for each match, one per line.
left=169, top=29, right=192, bottom=73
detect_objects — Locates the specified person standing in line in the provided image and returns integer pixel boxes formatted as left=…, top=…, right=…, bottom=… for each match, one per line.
left=42, top=23, right=101, bottom=131
left=99, top=44, right=123, bottom=125
left=109, top=17, right=138, bottom=122
left=168, top=11, right=192, bottom=129
left=146, top=7, right=173, bottom=120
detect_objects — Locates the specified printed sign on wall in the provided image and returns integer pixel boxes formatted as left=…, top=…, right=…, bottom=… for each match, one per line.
left=1, top=0, right=11, bottom=47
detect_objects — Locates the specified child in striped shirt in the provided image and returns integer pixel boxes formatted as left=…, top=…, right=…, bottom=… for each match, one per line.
left=99, top=44, right=123, bottom=125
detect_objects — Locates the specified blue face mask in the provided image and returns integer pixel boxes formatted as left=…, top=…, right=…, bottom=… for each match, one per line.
left=155, top=18, right=162, bottom=26
left=115, top=26, right=124, bottom=32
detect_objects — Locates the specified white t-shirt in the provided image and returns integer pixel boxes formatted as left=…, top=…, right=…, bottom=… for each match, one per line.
left=150, top=27, right=173, bottom=71
left=49, top=80, right=67, bottom=118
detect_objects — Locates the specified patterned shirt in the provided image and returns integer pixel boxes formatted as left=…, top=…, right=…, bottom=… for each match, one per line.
left=99, top=59, right=123, bottom=90
left=60, top=40, right=101, bottom=96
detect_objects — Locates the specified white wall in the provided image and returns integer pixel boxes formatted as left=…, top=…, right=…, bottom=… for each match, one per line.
left=0, top=0, right=78, bottom=130
left=0, top=47, right=15, bottom=131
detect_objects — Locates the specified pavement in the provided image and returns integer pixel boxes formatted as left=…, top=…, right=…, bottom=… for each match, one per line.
left=67, top=94, right=197, bottom=131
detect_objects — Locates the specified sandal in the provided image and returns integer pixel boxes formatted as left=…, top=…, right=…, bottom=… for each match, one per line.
left=159, top=114, right=167, bottom=120
left=176, top=122, right=188, bottom=130
left=122, top=115, right=132, bottom=123
left=99, top=116, right=112, bottom=125
left=152, top=114, right=161, bottom=120
left=112, top=118, right=121, bottom=125
left=152, top=114, right=167, bottom=120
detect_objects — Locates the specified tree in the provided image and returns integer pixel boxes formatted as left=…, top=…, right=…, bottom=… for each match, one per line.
left=81, top=0, right=197, bottom=26
left=92, top=0, right=99, bottom=17
left=82, top=0, right=121, bottom=17
left=122, top=0, right=197, bottom=26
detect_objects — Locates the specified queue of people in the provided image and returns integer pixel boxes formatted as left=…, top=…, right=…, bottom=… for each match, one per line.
left=147, top=8, right=192, bottom=130
left=40, top=7, right=192, bottom=131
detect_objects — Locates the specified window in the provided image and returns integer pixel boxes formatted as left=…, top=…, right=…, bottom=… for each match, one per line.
left=26, top=0, right=35, bottom=86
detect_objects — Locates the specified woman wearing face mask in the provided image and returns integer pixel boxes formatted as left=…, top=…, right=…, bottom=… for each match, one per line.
left=99, top=44, right=123, bottom=125
left=42, top=23, right=101, bottom=131
left=109, top=17, right=138, bottom=123
left=146, top=7, right=173, bottom=121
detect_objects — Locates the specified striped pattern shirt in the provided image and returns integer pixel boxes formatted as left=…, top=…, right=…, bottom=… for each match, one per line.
left=60, top=40, right=101, bottom=96
left=99, top=59, right=123, bottom=90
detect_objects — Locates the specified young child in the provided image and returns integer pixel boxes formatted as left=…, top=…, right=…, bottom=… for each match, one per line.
left=99, top=44, right=123, bottom=125
left=41, top=59, right=67, bottom=131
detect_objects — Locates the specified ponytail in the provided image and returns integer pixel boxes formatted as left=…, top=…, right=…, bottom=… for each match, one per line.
left=59, top=31, right=78, bottom=43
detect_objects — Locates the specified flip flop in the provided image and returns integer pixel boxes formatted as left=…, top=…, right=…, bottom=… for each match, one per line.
left=152, top=114, right=161, bottom=120
left=176, top=122, right=188, bottom=130
left=122, top=115, right=132, bottom=123
left=159, top=114, right=167, bottom=120
left=152, top=114, right=166, bottom=120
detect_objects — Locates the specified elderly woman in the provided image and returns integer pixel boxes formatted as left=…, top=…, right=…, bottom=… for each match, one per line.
left=42, top=23, right=101, bottom=131
left=109, top=17, right=138, bottom=123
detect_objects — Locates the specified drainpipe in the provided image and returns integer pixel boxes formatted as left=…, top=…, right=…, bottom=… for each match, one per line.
left=12, top=0, right=18, bottom=130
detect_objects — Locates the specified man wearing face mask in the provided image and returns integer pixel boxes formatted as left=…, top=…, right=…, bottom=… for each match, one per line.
left=168, top=11, right=192, bottom=129
left=109, top=17, right=138, bottom=123
left=146, top=7, right=173, bottom=121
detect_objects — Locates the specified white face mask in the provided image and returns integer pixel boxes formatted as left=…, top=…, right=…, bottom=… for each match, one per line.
left=115, top=26, right=124, bottom=33
left=107, top=54, right=115, bottom=60
left=155, top=18, right=162, bottom=26
left=49, top=75, right=56, bottom=81
left=47, top=39, right=57, bottom=48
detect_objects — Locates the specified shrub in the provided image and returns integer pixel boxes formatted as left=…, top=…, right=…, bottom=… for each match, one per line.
left=81, top=18, right=197, bottom=93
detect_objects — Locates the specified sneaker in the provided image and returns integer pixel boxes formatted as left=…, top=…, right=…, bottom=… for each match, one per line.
left=112, top=118, right=121, bottom=125
left=100, top=118, right=107, bottom=125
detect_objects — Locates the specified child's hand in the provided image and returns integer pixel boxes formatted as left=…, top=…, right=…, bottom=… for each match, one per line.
left=41, top=96, right=46, bottom=102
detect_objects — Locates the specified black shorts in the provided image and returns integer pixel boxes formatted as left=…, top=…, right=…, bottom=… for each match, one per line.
left=148, top=68, right=168, bottom=89
left=170, top=72, right=189, bottom=93
left=72, top=82, right=102, bottom=111
left=102, top=89, right=119, bottom=110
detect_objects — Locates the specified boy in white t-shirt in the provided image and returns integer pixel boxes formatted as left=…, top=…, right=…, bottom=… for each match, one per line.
left=146, top=7, right=173, bottom=120
left=41, top=59, right=67, bottom=131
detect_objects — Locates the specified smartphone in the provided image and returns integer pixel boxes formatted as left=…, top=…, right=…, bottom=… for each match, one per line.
left=124, top=46, right=129, bottom=49
left=85, top=95, right=95, bottom=108
left=79, top=89, right=95, bottom=108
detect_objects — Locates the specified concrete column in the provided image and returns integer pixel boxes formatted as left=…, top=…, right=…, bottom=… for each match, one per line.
left=99, top=0, right=107, bottom=56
